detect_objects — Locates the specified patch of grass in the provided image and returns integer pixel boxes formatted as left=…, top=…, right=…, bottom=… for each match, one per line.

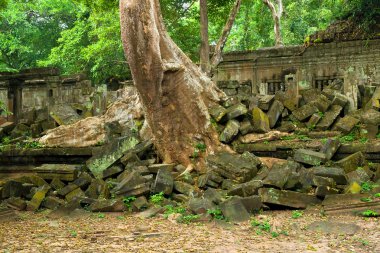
left=178, top=214, right=199, bottom=224
left=207, top=208, right=226, bottom=220
left=163, top=205, right=186, bottom=219
left=69, top=230, right=78, bottom=237
left=297, top=135, right=311, bottom=141
left=280, top=135, right=297, bottom=141
left=339, top=133, right=356, bottom=143
left=361, top=182, right=379, bottom=193
left=150, top=192, right=165, bottom=205
left=361, top=209, right=379, bottom=217
left=359, top=137, right=369, bottom=144
left=123, top=196, right=136, bottom=211
left=98, top=213, right=105, bottom=219
left=251, top=219, right=271, bottom=233
left=360, top=197, right=373, bottom=202
left=374, top=193, right=380, bottom=198
left=195, top=142, right=207, bottom=152
left=291, top=210, right=304, bottom=219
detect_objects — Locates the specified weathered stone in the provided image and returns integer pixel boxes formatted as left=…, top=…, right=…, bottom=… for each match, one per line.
left=292, top=104, right=319, bottom=121
left=207, top=152, right=259, bottom=183
left=263, top=161, right=299, bottom=189
left=206, top=179, right=219, bottom=188
left=65, top=188, right=85, bottom=202
left=172, top=194, right=189, bottom=203
left=334, top=152, right=366, bottom=174
left=346, top=167, right=370, bottom=184
left=302, top=89, right=322, bottom=104
left=1, top=181, right=26, bottom=199
left=32, top=164, right=80, bottom=181
left=320, top=138, right=341, bottom=160
left=6, top=197, right=27, bottom=211
left=102, top=165, right=124, bottom=179
left=294, top=149, right=327, bottom=166
left=89, top=199, right=125, bottom=212
left=259, top=188, right=321, bottom=209
left=49, top=104, right=81, bottom=126
left=363, top=124, right=379, bottom=139
left=219, top=120, right=240, bottom=143
left=227, top=180, right=263, bottom=197
left=42, top=196, right=65, bottom=210
left=267, top=100, right=284, bottom=128
left=209, top=104, right=227, bottom=122
left=86, top=136, right=140, bottom=178
left=333, top=116, right=359, bottom=134
left=85, top=179, right=109, bottom=199
left=132, top=196, right=149, bottom=211
left=239, top=119, right=254, bottom=135
left=221, top=179, right=235, bottom=190
left=189, top=198, right=216, bottom=214
left=26, top=185, right=50, bottom=211
left=151, top=169, right=174, bottom=195
left=208, top=171, right=224, bottom=184
left=312, top=176, right=336, bottom=187
left=240, top=195, right=262, bottom=213
left=57, top=184, right=79, bottom=197
left=73, top=173, right=92, bottom=189
left=312, top=166, right=347, bottom=185
left=137, top=206, right=164, bottom=219
left=252, top=107, right=270, bottom=133
left=258, top=95, right=275, bottom=111
left=306, top=113, right=322, bottom=129
left=360, top=109, right=380, bottom=125
left=28, top=175, right=48, bottom=187
left=147, top=164, right=175, bottom=174
left=277, top=121, right=297, bottom=132
left=332, top=93, right=349, bottom=107
left=315, top=186, right=340, bottom=198
left=173, top=181, right=195, bottom=196
left=112, top=170, right=150, bottom=197
left=203, top=188, right=224, bottom=204
left=10, top=123, right=30, bottom=138
left=307, top=221, right=360, bottom=235
left=50, top=177, right=65, bottom=191
left=219, top=196, right=251, bottom=222
left=313, top=95, right=331, bottom=112
left=222, top=103, right=248, bottom=121
left=316, top=105, right=343, bottom=131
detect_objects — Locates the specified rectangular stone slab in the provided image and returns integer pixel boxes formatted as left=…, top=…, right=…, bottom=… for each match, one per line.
left=259, top=188, right=321, bottom=209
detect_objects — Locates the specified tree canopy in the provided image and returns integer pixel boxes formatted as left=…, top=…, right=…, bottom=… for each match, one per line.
left=0, top=0, right=378, bottom=83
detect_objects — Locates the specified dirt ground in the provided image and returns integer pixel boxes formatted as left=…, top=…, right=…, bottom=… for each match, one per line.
left=0, top=210, right=379, bottom=253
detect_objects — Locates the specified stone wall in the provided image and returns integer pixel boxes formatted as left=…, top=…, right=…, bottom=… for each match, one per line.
left=216, top=40, right=380, bottom=111
left=0, top=68, right=93, bottom=124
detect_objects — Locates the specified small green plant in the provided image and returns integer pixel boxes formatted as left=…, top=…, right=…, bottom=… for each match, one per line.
left=377, top=133, right=380, bottom=139
left=98, top=213, right=105, bottom=218
left=280, top=135, right=297, bottom=141
left=317, top=111, right=324, bottom=118
left=361, top=182, right=379, bottom=193
left=360, top=197, right=373, bottom=202
left=297, top=135, right=311, bottom=141
left=357, top=238, right=369, bottom=246
left=123, top=196, right=137, bottom=210
left=251, top=219, right=271, bottom=233
left=207, top=209, right=226, bottom=220
left=291, top=210, right=304, bottom=219
left=263, top=140, right=269, bottom=144
left=150, top=192, right=165, bottom=205
left=195, top=142, right=206, bottom=152
left=339, top=133, right=356, bottom=143
left=359, top=137, right=369, bottom=144
left=271, top=231, right=280, bottom=238
left=374, top=193, right=380, bottom=198
left=178, top=214, right=199, bottom=224
left=163, top=205, right=186, bottom=219
left=70, top=230, right=78, bottom=237
left=361, top=210, right=379, bottom=217
left=1, top=136, right=10, bottom=145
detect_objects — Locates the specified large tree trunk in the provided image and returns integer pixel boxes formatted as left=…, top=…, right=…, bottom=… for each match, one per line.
left=210, top=0, right=242, bottom=72
left=200, top=0, right=210, bottom=74
left=263, top=0, right=284, bottom=47
left=119, top=0, right=226, bottom=170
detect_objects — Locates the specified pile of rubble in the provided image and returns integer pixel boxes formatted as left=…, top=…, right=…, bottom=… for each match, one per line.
left=212, top=80, right=380, bottom=145
left=1, top=129, right=379, bottom=222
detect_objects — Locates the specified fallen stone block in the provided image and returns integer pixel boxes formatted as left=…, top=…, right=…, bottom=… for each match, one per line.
left=306, top=113, right=322, bottom=129
left=85, top=179, right=109, bottom=199
left=313, top=95, right=331, bottom=112
left=112, top=171, right=150, bottom=197
left=334, top=152, right=366, bottom=174
left=320, top=138, right=341, bottom=160
left=315, top=186, right=340, bottom=198
left=89, top=199, right=125, bottom=212
left=50, top=177, right=65, bottom=191
left=312, top=176, right=336, bottom=187
left=346, top=167, right=370, bottom=184
left=203, top=188, right=224, bottom=204
left=239, top=195, right=262, bottom=213
left=294, top=149, right=327, bottom=166
left=267, top=100, right=284, bottom=128
left=137, top=206, right=164, bottom=219
left=209, top=104, right=227, bottom=122
left=65, top=188, right=85, bottom=202
left=102, top=165, right=124, bottom=179
left=332, top=93, right=349, bottom=107
left=333, top=116, right=360, bottom=134
left=219, top=196, right=251, bottom=222
left=173, top=181, right=195, bottom=196
left=148, top=164, right=175, bottom=174
left=258, top=95, right=275, bottom=111
left=132, top=196, right=149, bottom=211
left=252, top=107, right=270, bottom=133
left=239, top=119, right=254, bottom=135
left=360, top=109, right=380, bottom=125
left=49, top=104, right=82, bottom=126
left=292, top=104, right=319, bottom=121
left=189, top=198, right=216, bottom=214
left=312, top=166, right=348, bottom=185
left=26, top=185, right=50, bottom=211
left=86, top=136, right=140, bottom=178
left=1, top=181, right=27, bottom=199
left=316, top=105, right=343, bottom=131
left=222, top=103, right=248, bottom=121
left=57, top=184, right=79, bottom=197
left=258, top=188, right=321, bottom=209
left=151, top=169, right=174, bottom=195
left=263, top=161, right=299, bottom=189
left=42, top=196, right=65, bottom=210
left=73, top=173, right=92, bottom=189
left=227, top=180, right=263, bottom=197
left=6, top=197, right=27, bottom=211
left=219, top=120, right=240, bottom=143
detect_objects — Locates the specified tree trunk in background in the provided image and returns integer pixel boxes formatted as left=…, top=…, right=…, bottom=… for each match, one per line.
left=119, top=0, right=226, bottom=171
left=210, top=0, right=242, bottom=73
left=263, top=0, right=284, bottom=47
left=200, top=0, right=210, bottom=73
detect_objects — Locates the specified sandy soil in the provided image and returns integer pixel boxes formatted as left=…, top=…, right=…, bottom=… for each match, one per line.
left=0, top=210, right=379, bottom=253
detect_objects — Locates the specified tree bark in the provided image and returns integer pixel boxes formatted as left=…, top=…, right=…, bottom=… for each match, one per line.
left=119, top=0, right=225, bottom=170
left=210, top=0, right=242, bottom=71
left=200, top=0, right=210, bottom=73
left=263, top=0, right=284, bottom=47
